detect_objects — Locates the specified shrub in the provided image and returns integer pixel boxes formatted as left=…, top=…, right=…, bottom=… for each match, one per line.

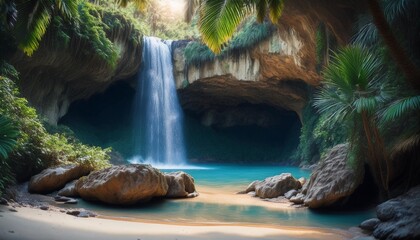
left=0, top=76, right=110, bottom=186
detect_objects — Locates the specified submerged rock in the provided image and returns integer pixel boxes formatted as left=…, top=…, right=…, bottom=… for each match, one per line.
left=57, top=180, right=78, bottom=197
left=76, top=164, right=168, bottom=205
left=303, top=144, right=364, bottom=208
left=28, top=165, right=91, bottom=194
left=165, top=171, right=197, bottom=198
left=246, top=173, right=301, bottom=199
left=372, top=186, right=420, bottom=240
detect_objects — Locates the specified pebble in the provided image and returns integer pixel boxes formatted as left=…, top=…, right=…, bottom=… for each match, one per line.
left=9, top=208, right=17, bottom=212
left=40, top=205, right=49, bottom=210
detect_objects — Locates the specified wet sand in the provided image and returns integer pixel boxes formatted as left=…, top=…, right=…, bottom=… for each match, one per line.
left=0, top=205, right=352, bottom=240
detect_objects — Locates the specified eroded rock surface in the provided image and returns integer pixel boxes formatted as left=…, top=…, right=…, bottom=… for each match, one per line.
left=165, top=171, right=197, bottom=198
left=75, top=164, right=168, bottom=205
left=372, top=186, right=420, bottom=240
left=28, top=165, right=91, bottom=194
left=11, top=12, right=142, bottom=124
left=303, top=144, right=364, bottom=208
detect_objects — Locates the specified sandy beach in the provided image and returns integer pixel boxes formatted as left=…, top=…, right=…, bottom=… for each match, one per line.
left=178, top=185, right=297, bottom=210
left=0, top=205, right=352, bottom=240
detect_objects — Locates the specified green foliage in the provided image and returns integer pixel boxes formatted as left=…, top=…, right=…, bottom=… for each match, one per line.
left=197, top=0, right=284, bottom=53
left=380, top=95, right=420, bottom=123
left=0, top=60, right=18, bottom=79
left=0, top=75, right=110, bottom=185
left=184, top=41, right=215, bottom=66
left=314, top=46, right=384, bottom=124
left=184, top=16, right=275, bottom=67
left=12, top=0, right=80, bottom=56
left=76, top=2, right=119, bottom=66
left=0, top=115, right=19, bottom=159
left=292, top=99, right=347, bottom=164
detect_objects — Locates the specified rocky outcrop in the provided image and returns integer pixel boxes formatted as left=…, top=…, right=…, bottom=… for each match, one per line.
left=245, top=173, right=301, bottom=198
left=303, top=144, right=364, bottom=208
left=371, top=186, right=420, bottom=240
left=10, top=11, right=143, bottom=125
left=173, top=0, right=364, bottom=127
left=75, top=164, right=168, bottom=205
left=164, top=171, right=197, bottom=198
left=28, top=165, right=91, bottom=194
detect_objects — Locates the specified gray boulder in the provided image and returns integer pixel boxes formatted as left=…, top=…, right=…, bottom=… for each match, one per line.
left=165, top=171, right=197, bottom=198
left=76, top=164, right=168, bottom=205
left=28, top=165, right=91, bottom=194
left=303, top=144, right=364, bottom=208
left=284, top=189, right=298, bottom=199
left=58, top=180, right=78, bottom=197
left=290, top=193, right=305, bottom=204
left=247, top=173, right=301, bottom=199
left=360, top=218, right=380, bottom=231
left=373, top=186, right=420, bottom=240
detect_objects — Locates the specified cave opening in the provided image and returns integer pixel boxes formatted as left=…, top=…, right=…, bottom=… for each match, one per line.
left=59, top=81, right=302, bottom=164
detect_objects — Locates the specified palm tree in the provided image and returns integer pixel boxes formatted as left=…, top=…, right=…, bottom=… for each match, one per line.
left=366, top=0, right=420, bottom=91
left=313, top=46, right=390, bottom=194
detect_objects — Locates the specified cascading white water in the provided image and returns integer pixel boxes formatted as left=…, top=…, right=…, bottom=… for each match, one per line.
left=131, top=36, right=187, bottom=167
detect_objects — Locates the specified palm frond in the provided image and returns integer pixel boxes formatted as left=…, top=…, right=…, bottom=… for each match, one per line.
left=198, top=0, right=251, bottom=53
left=267, top=0, right=283, bottom=24
left=55, top=0, right=79, bottom=19
left=353, top=96, right=378, bottom=114
left=384, top=0, right=412, bottom=22
left=0, top=115, right=19, bottom=159
left=390, top=132, right=420, bottom=158
left=18, top=6, right=52, bottom=56
left=314, top=86, right=353, bottom=124
left=381, top=95, right=420, bottom=123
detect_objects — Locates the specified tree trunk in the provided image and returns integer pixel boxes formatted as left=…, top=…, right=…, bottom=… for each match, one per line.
left=367, top=0, right=420, bottom=91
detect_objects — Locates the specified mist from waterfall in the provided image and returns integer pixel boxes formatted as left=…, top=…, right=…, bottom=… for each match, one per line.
left=130, top=36, right=187, bottom=168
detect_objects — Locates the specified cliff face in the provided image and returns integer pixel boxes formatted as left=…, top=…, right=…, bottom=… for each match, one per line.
left=10, top=12, right=143, bottom=125
left=173, top=0, right=362, bottom=126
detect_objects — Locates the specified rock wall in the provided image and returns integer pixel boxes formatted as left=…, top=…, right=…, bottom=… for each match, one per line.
left=11, top=13, right=143, bottom=125
left=173, top=0, right=363, bottom=126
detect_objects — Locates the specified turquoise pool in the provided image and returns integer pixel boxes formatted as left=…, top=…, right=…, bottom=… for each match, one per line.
left=57, top=164, right=374, bottom=229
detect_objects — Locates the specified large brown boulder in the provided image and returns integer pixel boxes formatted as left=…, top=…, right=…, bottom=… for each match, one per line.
left=28, top=165, right=91, bottom=194
left=75, top=164, right=168, bottom=205
left=245, top=173, right=301, bottom=198
left=165, top=171, right=197, bottom=198
left=303, top=144, right=364, bottom=208
left=372, top=186, right=420, bottom=240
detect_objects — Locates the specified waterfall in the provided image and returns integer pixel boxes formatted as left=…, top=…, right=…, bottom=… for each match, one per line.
left=131, top=36, right=187, bottom=167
